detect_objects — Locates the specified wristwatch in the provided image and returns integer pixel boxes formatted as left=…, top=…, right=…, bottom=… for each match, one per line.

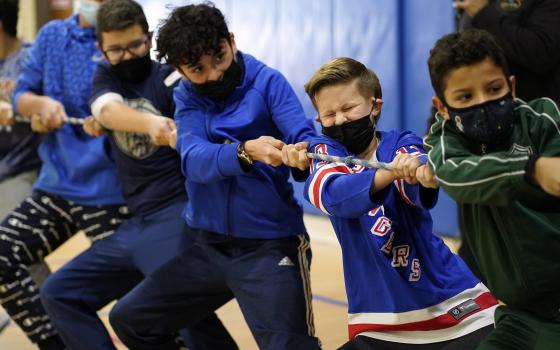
left=237, top=141, right=254, bottom=166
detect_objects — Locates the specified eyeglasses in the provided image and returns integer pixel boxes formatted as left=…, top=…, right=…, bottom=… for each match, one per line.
left=103, top=38, right=149, bottom=63
left=500, top=0, right=522, bottom=11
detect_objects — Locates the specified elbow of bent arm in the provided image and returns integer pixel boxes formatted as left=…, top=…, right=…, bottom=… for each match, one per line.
left=97, top=106, right=112, bottom=127
left=441, top=185, right=512, bottom=206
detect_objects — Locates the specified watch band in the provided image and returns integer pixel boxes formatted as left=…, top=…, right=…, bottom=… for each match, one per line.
left=237, top=141, right=254, bottom=166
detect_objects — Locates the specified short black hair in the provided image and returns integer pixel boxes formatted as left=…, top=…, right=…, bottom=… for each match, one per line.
left=156, top=2, right=230, bottom=67
left=0, top=0, right=19, bottom=37
left=96, top=0, right=149, bottom=44
left=428, top=29, right=510, bottom=101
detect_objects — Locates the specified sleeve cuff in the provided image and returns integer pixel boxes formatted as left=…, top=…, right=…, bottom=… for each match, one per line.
left=291, top=167, right=310, bottom=182
left=419, top=186, right=439, bottom=209
left=91, top=92, right=124, bottom=118
left=217, top=143, right=245, bottom=177
left=523, top=155, right=540, bottom=187
left=12, top=90, right=26, bottom=114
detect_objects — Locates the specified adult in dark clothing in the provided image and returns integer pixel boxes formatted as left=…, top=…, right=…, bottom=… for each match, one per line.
left=455, top=0, right=560, bottom=104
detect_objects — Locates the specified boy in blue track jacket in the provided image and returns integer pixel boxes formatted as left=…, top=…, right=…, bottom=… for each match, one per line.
left=302, top=57, right=497, bottom=349
left=108, top=3, right=321, bottom=350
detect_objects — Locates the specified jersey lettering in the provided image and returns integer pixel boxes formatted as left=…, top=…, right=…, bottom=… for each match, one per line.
left=368, top=205, right=385, bottom=217
left=380, top=231, right=395, bottom=254
left=314, top=144, right=328, bottom=169
left=371, top=216, right=392, bottom=237
left=409, top=258, right=421, bottom=281
left=391, top=245, right=409, bottom=267
left=352, top=164, right=365, bottom=173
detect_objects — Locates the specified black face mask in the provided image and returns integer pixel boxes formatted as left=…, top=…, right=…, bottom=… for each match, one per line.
left=110, top=53, right=152, bottom=84
left=322, top=107, right=376, bottom=155
left=446, top=92, right=515, bottom=147
left=192, top=56, right=243, bottom=100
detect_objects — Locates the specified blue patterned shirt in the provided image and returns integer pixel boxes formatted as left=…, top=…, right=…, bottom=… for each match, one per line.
left=14, top=15, right=124, bottom=205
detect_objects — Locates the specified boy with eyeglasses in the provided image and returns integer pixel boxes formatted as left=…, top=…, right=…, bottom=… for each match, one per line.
left=39, top=1, right=236, bottom=349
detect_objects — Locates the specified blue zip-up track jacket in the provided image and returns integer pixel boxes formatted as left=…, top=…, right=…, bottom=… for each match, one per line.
left=174, top=52, right=316, bottom=238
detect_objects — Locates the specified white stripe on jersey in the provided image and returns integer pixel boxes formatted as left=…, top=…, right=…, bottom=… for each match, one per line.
left=308, top=162, right=352, bottom=215
left=349, top=282, right=491, bottom=325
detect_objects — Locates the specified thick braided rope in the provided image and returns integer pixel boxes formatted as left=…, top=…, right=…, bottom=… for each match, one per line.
left=306, top=152, right=392, bottom=170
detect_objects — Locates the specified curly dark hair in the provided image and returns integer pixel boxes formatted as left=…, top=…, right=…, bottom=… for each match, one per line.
left=156, top=2, right=230, bottom=67
left=0, top=0, right=18, bottom=37
left=96, top=0, right=149, bottom=44
left=428, top=29, right=510, bottom=102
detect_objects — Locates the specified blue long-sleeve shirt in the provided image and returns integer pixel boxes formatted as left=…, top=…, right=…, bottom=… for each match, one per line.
left=14, top=15, right=123, bottom=205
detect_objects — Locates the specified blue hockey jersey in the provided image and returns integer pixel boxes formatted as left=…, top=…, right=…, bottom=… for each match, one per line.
left=304, top=130, right=497, bottom=344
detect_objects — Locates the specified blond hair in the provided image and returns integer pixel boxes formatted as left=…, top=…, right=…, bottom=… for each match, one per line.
left=304, top=57, right=382, bottom=109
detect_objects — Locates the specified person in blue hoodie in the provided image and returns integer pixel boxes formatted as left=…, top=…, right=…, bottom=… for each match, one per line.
left=108, top=3, right=321, bottom=350
left=0, top=1, right=129, bottom=349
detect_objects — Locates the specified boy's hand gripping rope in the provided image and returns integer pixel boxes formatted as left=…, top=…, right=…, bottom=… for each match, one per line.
left=306, top=152, right=393, bottom=171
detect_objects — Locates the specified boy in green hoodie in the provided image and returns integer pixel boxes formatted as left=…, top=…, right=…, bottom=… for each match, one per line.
left=421, top=29, right=560, bottom=349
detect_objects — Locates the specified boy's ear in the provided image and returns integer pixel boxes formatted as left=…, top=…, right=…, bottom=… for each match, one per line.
left=229, top=32, right=237, bottom=54
left=432, top=96, right=450, bottom=120
left=509, top=75, right=516, bottom=98
left=372, top=97, right=383, bottom=123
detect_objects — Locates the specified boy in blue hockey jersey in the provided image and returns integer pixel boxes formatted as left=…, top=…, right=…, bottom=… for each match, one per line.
left=302, top=57, right=497, bottom=349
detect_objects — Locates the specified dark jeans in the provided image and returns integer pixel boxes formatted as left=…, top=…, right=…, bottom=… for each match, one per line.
left=40, top=201, right=236, bottom=350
